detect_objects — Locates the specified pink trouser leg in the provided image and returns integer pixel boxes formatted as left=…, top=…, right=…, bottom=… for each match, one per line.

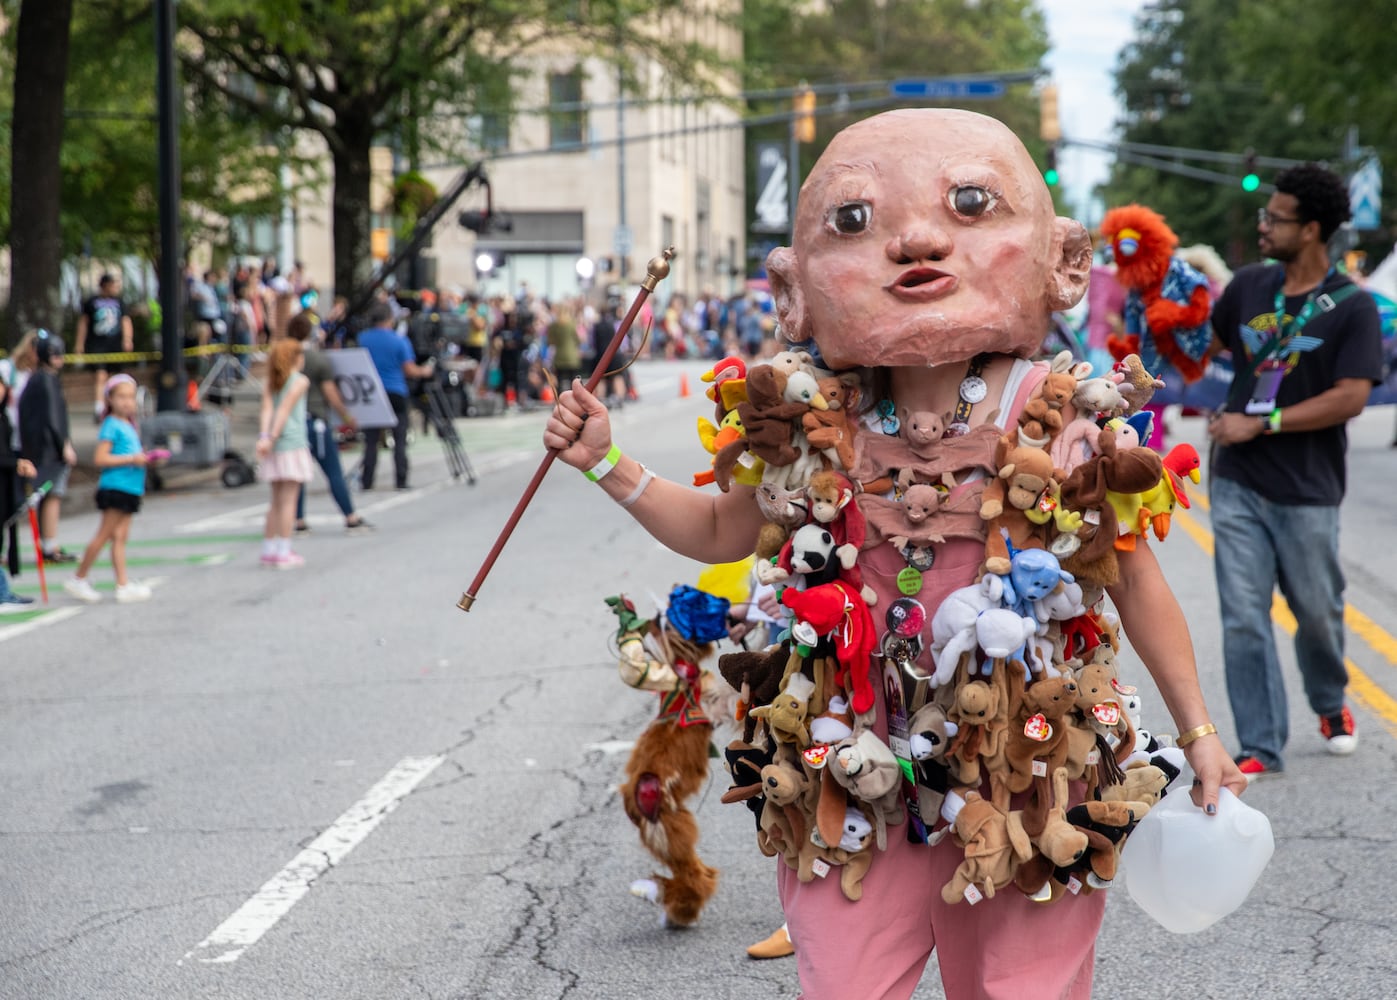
left=925, top=836, right=1106, bottom=1000
left=778, top=827, right=1107, bottom=1000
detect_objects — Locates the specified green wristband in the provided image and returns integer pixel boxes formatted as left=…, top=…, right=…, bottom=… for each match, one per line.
left=584, top=442, right=623, bottom=482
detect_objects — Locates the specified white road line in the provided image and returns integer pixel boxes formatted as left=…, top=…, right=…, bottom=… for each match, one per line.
left=176, top=500, right=270, bottom=534
left=176, top=478, right=451, bottom=534
left=0, top=606, right=83, bottom=644
left=182, top=754, right=444, bottom=966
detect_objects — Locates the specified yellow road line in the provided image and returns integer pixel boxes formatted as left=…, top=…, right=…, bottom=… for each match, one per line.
left=1174, top=503, right=1397, bottom=740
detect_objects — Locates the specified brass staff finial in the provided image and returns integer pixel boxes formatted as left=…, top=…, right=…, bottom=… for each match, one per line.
left=640, top=247, right=676, bottom=292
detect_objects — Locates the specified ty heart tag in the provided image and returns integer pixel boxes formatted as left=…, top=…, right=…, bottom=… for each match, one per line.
left=1023, top=714, right=1053, bottom=742
left=802, top=745, right=831, bottom=770
left=1092, top=702, right=1121, bottom=726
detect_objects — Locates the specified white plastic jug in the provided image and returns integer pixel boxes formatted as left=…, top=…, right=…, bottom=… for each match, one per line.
left=1119, top=786, right=1274, bottom=934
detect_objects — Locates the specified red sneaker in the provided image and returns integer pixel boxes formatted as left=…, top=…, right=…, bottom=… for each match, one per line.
left=1234, top=755, right=1278, bottom=781
left=1319, top=706, right=1358, bottom=756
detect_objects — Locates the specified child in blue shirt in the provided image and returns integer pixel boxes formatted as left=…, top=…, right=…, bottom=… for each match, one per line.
left=64, top=375, right=152, bottom=604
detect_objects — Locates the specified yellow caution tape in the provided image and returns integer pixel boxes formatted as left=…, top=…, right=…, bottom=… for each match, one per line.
left=67, top=343, right=261, bottom=364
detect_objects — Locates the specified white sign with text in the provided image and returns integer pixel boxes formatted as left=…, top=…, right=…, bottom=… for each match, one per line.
left=326, top=349, right=397, bottom=429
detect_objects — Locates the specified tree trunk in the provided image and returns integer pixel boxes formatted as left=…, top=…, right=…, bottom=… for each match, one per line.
left=6, top=0, right=75, bottom=348
left=330, top=115, right=376, bottom=306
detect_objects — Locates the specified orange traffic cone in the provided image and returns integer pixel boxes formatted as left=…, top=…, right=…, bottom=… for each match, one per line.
left=506, top=387, right=517, bottom=406
left=186, top=380, right=202, bottom=411
left=540, top=383, right=556, bottom=403
left=679, top=373, right=691, bottom=398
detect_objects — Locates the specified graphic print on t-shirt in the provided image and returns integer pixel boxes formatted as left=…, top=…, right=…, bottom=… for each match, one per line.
left=88, top=297, right=123, bottom=338
left=1237, top=309, right=1326, bottom=413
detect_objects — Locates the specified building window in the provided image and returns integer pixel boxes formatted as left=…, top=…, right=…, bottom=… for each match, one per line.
left=230, top=215, right=278, bottom=256
left=661, top=214, right=675, bottom=253
left=549, top=69, right=585, bottom=150
left=469, top=112, right=510, bottom=153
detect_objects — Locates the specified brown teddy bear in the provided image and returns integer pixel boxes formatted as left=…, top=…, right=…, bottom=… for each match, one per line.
left=1017, top=366, right=1077, bottom=444
left=1003, top=674, right=1079, bottom=794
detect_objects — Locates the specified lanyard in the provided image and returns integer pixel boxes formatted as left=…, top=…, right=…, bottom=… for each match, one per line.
left=1271, top=266, right=1334, bottom=342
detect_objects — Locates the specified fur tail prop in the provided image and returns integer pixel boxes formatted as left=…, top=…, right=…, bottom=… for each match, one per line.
left=620, top=719, right=720, bottom=926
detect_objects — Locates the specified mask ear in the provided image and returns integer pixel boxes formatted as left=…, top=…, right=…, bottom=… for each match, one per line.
left=766, top=245, right=814, bottom=344
left=1047, top=217, right=1093, bottom=311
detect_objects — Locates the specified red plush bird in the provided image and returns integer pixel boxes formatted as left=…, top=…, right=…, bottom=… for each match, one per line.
left=1137, top=442, right=1201, bottom=540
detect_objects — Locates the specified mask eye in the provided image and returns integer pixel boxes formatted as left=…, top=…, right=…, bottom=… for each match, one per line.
left=826, top=201, right=872, bottom=234
left=950, top=185, right=995, bottom=218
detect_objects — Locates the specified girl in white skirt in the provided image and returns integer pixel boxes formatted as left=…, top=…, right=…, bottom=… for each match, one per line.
left=256, top=339, right=314, bottom=568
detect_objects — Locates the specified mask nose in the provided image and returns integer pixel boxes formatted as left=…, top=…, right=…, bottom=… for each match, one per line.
left=888, top=224, right=953, bottom=264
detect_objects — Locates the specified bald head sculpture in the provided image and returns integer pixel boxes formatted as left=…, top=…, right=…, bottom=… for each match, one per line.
left=767, top=109, right=1092, bottom=370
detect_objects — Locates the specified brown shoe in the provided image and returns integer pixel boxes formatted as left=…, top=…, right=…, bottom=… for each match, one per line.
left=746, top=924, right=794, bottom=960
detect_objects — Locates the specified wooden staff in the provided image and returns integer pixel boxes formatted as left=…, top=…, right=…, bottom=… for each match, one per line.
left=28, top=507, right=48, bottom=604
left=458, top=248, right=674, bottom=612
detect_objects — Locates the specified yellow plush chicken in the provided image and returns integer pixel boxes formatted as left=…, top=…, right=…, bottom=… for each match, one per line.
left=695, top=409, right=748, bottom=486
left=1135, top=443, right=1201, bottom=540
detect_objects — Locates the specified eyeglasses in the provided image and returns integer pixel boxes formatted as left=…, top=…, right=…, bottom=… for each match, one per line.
left=1257, top=208, right=1302, bottom=228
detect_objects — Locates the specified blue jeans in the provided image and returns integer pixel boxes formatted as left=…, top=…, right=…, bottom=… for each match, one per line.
left=0, top=567, right=14, bottom=602
left=296, top=416, right=356, bottom=521
left=1211, top=476, right=1348, bottom=770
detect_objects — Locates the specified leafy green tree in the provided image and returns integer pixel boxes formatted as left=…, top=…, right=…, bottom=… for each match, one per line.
left=1104, top=0, right=1395, bottom=264
left=58, top=1, right=289, bottom=267
left=178, top=0, right=720, bottom=298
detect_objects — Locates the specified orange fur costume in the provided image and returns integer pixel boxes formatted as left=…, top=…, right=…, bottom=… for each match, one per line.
left=1100, top=205, right=1214, bottom=384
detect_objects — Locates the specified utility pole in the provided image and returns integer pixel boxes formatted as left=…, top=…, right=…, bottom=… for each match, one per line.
left=154, top=0, right=185, bottom=412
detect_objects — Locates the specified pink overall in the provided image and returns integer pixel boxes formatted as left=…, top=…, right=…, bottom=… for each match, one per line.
left=777, top=362, right=1108, bottom=1000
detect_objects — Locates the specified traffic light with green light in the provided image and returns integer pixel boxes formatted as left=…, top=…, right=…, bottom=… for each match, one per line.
left=1241, top=148, right=1259, bottom=192
left=1044, top=145, right=1059, bottom=187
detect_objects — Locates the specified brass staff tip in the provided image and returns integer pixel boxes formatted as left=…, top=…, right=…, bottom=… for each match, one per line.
left=640, top=249, right=676, bottom=291
left=457, top=592, right=477, bottom=612
left=647, top=250, right=674, bottom=281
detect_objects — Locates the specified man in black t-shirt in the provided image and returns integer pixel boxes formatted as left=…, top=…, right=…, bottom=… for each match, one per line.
left=74, top=273, right=134, bottom=423
left=1206, top=163, right=1384, bottom=779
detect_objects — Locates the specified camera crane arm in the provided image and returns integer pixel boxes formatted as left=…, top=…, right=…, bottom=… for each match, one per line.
left=342, top=161, right=498, bottom=325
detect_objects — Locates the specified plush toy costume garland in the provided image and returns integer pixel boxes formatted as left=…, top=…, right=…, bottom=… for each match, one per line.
left=704, top=349, right=1191, bottom=906
left=607, top=586, right=733, bottom=927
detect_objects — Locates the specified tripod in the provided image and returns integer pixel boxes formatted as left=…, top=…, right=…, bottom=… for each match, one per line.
left=345, top=379, right=477, bottom=488
left=416, top=378, right=477, bottom=484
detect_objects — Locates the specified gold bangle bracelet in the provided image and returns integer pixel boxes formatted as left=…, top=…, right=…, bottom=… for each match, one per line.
left=1175, top=722, right=1218, bottom=748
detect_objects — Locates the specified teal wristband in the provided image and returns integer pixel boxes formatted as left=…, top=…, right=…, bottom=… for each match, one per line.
left=584, top=442, right=622, bottom=482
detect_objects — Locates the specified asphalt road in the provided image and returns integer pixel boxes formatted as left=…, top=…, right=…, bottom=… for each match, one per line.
left=3, top=358, right=1396, bottom=1000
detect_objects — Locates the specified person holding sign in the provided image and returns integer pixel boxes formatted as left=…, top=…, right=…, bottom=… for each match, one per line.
left=1206, top=163, right=1384, bottom=779
left=356, top=300, right=435, bottom=491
